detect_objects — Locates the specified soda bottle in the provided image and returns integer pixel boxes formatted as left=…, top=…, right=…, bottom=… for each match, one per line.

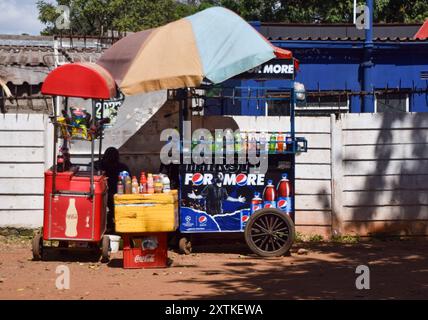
left=259, top=132, right=268, bottom=155
left=132, top=176, right=139, bottom=194
left=234, top=131, right=242, bottom=154
left=240, top=132, right=248, bottom=153
left=214, top=131, right=223, bottom=154
left=277, top=173, right=293, bottom=213
left=125, top=175, right=132, bottom=194
left=269, top=133, right=277, bottom=154
left=251, top=192, right=263, bottom=214
left=147, top=173, right=155, bottom=194
left=117, top=176, right=124, bottom=194
left=154, top=175, right=164, bottom=193
left=248, top=132, right=257, bottom=154
left=162, top=174, right=171, bottom=193
left=277, top=132, right=285, bottom=153
left=139, top=172, right=147, bottom=194
left=263, top=180, right=277, bottom=208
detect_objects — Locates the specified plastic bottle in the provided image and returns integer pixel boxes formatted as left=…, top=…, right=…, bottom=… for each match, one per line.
left=277, top=173, right=292, bottom=213
left=125, top=175, right=132, bottom=194
left=117, top=176, right=124, bottom=195
left=277, top=132, right=285, bottom=153
left=259, top=132, right=268, bottom=155
left=263, top=180, right=277, bottom=208
left=234, top=131, right=242, bottom=154
left=132, top=176, right=139, bottom=194
left=147, top=173, right=155, bottom=194
left=162, top=174, right=171, bottom=193
left=214, top=131, right=223, bottom=154
left=139, top=172, right=147, bottom=194
left=251, top=192, right=263, bottom=214
left=248, top=132, right=257, bottom=154
left=240, top=132, right=248, bottom=154
left=269, top=133, right=277, bottom=154
left=154, top=175, right=164, bottom=193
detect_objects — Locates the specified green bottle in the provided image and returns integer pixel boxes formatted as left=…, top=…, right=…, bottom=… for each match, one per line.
left=269, top=133, right=277, bottom=154
left=234, top=132, right=242, bottom=154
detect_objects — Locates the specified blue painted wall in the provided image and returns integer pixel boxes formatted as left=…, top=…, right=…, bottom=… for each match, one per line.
left=206, top=40, right=428, bottom=115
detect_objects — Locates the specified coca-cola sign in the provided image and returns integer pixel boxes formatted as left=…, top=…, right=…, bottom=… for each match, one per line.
left=134, top=254, right=155, bottom=263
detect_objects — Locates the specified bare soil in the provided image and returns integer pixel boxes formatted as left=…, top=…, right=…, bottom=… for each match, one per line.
left=0, top=235, right=427, bottom=300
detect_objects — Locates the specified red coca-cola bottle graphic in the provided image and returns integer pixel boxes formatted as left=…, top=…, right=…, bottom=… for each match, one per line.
left=277, top=173, right=292, bottom=213
left=263, top=180, right=277, bottom=208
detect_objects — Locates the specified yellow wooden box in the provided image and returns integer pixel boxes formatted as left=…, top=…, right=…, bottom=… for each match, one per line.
left=114, top=191, right=178, bottom=233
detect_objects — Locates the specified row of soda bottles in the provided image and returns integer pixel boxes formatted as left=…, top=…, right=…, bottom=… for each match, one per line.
left=190, top=131, right=293, bottom=154
left=117, top=171, right=171, bottom=195
left=251, top=173, right=293, bottom=214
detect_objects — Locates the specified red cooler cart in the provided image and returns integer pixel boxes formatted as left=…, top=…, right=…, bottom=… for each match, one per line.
left=32, top=63, right=117, bottom=262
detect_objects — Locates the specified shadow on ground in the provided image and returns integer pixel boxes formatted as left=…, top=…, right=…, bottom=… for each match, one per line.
left=170, top=240, right=428, bottom=300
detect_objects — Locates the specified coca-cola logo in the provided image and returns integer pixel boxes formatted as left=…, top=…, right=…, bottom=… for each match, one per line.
left=134, top=254, right=155, bottom=263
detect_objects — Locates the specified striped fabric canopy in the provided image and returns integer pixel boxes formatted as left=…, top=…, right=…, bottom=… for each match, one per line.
left=98, top=7, right=292, bottom=96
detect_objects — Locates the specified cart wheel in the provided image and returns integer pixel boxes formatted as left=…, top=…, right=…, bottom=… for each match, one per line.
left=101, top=235, right=110, bottom=263
left=178, top=237, right=192, bottom=255
left=245, top=209, right=295, bottom=257
left=32, top=232, right=44, bottom=261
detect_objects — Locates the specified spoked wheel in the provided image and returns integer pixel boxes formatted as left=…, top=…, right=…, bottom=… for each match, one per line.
left=245, top=209, right=295, bottom=257
left=101, top=235, right=110, bottom=263
left=32, top=232, right=44, bottom=261
left=178, top=237, right=192, bottom=255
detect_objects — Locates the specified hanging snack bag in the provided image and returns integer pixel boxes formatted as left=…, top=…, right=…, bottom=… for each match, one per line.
left=57, top=117, right=71, bottom=140
left=70, top=107, right=92, bottom=140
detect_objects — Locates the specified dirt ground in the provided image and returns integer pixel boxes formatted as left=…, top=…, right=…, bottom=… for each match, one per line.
left=0, top=235, right=427, bottom=300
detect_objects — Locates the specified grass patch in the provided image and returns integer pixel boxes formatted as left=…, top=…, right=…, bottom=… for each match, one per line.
left=294, top=232, right=325, bottom=243
left=331, top=234, right=360, bottom=244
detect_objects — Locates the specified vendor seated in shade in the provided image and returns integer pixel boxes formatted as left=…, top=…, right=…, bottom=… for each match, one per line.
left=94, top=147, right=130, bottom=232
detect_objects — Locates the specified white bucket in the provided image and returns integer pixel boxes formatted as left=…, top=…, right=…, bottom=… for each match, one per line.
left=109, top=235, right=121, bottom=253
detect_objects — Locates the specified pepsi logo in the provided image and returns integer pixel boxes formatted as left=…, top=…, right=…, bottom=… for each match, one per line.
left=277, top=199, right=288, bottom=209
left=241, top=215, right=249, bottom=223
left=236, top=174, right=247, bottom=186
left=192, top=173, right=204, bottom=186
left=198, top=216, right=207, bottom=224
left=252, top=205, right=262, bottom=211
left=264, top=203, right=274, bottom=208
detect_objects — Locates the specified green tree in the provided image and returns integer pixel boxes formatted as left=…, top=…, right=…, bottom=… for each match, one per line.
left=37, top=0, right=428, bottom=36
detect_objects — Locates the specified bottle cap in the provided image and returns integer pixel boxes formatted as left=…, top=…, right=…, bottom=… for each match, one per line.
left=282, top=173, right=288, bottom=179
left=254, top=192, right=260, bottom=197
left=268, top=180, right=273, bottom=185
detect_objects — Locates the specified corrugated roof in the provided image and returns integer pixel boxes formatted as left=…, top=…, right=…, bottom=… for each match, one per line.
left=268, top=36, right=428, bottom=42
left=0, top=65, right=48, bottom=85
left=0, top=46, right=103, bottom=68
left=260, top=22, right=425, bottom=42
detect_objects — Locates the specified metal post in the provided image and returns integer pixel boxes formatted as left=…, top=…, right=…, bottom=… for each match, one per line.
left=290, top=84, right=296, bottom=223
left=90, top=100, right=96, bottom=197
left=52, top=97, right=58, bottom=196
left=362, top=0, right=375, bottom=112
left=99, top=100, right=104, bottom=164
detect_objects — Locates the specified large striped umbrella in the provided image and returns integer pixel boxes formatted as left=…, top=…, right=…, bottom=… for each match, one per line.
left=98, top=7, right=292, bottom=96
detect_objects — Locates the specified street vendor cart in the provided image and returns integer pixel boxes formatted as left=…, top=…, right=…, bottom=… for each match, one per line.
left=95, top=6, right=309, bottom=258
left=174, top=60, right=308, bottom=257
left=32, top=63, right=117, bottom=262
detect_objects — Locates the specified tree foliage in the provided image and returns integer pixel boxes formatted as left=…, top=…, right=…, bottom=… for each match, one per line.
left=37, top=0, right=428, bottom=36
